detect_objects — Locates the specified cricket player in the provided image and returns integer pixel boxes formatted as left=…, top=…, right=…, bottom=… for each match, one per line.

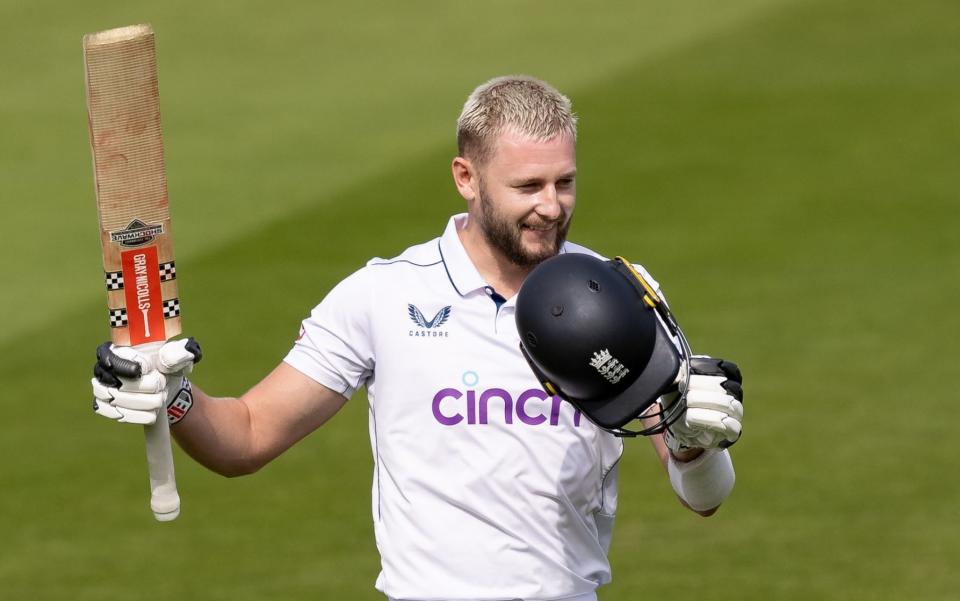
left=92, top=76, right=744, bottom=601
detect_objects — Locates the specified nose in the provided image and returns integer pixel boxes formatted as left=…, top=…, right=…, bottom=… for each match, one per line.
left=536, top=185, right=563, bottom=221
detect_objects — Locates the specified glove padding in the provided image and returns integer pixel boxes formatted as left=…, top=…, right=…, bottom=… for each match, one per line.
left=92, top=338, right=201, bottom=425
left=663, top=356, right=743, bottom=453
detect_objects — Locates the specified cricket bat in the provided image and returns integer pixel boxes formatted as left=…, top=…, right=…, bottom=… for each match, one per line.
left=83, top=24, right=181, bottom=521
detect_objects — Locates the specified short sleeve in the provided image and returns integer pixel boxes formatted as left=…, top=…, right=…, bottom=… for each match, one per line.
left=283, top=267, right=375, bottom=399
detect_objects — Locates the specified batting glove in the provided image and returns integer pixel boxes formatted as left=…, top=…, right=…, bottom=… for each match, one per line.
left=92, top=338, right=202, bottom=426
left=662, top=356, right=743, bottom=453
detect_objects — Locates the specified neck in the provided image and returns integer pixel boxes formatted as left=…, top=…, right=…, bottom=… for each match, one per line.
left=457, top=218, right=531, bottom=298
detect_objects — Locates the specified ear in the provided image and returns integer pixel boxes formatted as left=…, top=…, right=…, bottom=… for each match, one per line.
left=451, top=156, right=478, bottom=202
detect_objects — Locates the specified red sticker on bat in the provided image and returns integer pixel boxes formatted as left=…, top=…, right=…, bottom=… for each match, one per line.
left=121, top=246, right=166, bottom=345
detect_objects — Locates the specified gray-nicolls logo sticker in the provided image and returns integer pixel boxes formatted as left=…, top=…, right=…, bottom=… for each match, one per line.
left=109, top=219, right=164, bottom=247
left=589, top=349, right=630, bottom=384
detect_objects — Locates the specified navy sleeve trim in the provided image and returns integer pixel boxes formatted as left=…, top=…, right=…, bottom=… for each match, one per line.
left=367, top=258, right=443, bottom=268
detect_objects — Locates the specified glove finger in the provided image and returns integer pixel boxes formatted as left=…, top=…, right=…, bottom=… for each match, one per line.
left=158, top=338, right=201, bottom=374
left=690, top=356, right=742, bottom=383
left=685, top=390, right=744, bottom=421
left=117, top=370, right=166, bottom=394
left=96, top=343, right=144, bottom=378
left=92, top=399, right=158, bottom=424
left=685, top=407, right=733, bottom=432
left=92, top=377, right=116, bottom=402
left=689, top=356, right=724, bottom=377
left=686, top=374, right=727, bottom=393
left=93, top=398, right=123, bottom=420
left=93, top=362, right=121, bottom=388
left=721, top=416, right=742, bottom=440
left=116, top=406, right=158, bottom=425
left=719, top=419, right=742, bottom=448
left=720, top=360, right=742, bottom=383
left=92, top=377, right=165, bottom=410
left=722, top=379, right=743, bottom=403
left=114, top=389, right=165, bottom=411
left=730, top=399, right=744, bottom=421
left=113, top=345, right=153, bottom=371
left=687, top=374, right=743, bottom=402
left=185, top=337, right=202, bottom=363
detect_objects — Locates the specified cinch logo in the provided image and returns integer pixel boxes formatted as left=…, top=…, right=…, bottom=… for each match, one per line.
left=432, top=371, right=582, bottom=428
left=409, top=304, right=451, bottom=338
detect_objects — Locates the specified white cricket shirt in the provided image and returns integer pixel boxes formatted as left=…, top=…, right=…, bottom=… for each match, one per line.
left=285, top=214, right=664, bottom=600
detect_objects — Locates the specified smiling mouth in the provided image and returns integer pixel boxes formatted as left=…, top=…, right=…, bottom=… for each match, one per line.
left=521, top=223, right=557, bottom=232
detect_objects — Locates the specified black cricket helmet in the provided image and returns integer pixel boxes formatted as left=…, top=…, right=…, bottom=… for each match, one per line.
left=515, top=253, right=685, bottom=436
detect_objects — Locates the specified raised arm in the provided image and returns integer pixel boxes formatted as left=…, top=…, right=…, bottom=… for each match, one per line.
left=172, top=362, right=347, bottom=477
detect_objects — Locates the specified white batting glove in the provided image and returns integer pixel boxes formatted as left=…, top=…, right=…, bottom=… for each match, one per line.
left=92, top=338, right=202, bottom=425
left=157, top=338, right=202, bottom=375
left=663, top=356, right=744, bottom=453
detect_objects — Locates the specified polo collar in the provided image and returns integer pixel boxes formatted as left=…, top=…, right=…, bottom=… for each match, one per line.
left=438, top=213, right=488, bottom=296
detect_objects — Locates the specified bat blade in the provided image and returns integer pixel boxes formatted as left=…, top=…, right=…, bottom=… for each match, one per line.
left=84, top=24, right=181, bottom=346
left=84, top=24, right=181, bottom=521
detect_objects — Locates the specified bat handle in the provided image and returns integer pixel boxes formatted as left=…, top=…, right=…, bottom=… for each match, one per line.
left=144, top=416, right=180, bottom=521
left=137, top=341, right=181, bottom=521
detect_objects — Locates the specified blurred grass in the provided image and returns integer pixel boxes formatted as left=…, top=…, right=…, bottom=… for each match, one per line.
left=1, top=0, right=959, bottom=599
left=0, top=0, right=779, bottom=342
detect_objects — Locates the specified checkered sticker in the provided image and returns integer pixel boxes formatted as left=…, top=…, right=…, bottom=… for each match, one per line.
left=105, top=271, right=124, bottom=291
left=108, top=308, right=128, bottom=328
left=159, top=262, right=176, bottom=282
left=162, top=298, right=180, bottom=318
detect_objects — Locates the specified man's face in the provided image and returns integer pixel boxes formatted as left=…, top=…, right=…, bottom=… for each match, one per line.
left=473, top=129, right=577, bottom=267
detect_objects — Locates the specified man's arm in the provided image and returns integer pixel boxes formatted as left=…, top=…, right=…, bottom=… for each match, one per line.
left=93, top=341, right=349, bottom=477
left=172, top=362, right=348, bottom=477
left=641, top=414, right=719, bottom=517
left=645, top=432, right=718, bottom=517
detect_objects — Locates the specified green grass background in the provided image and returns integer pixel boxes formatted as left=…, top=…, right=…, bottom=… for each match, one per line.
left=1, top=0, right=957, bottom=599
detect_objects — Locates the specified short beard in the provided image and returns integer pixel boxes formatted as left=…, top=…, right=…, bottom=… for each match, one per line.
left=477, top=180, right=570, bottom=268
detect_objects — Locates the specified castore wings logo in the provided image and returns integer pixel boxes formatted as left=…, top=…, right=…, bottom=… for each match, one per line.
left=408, top=304, right=451, bottom=338
left=408, top=304, right=451, bottom=329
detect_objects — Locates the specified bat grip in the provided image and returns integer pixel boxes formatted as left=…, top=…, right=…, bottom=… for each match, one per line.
left=144, top=417, right=180, bottom=521
left=137, top=342, right=181, bottom=521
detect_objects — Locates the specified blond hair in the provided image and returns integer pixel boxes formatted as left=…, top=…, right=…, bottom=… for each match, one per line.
left=457, top=75, right=577, bottom=165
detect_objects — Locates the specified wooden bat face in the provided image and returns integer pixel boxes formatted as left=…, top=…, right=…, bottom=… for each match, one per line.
left=84, top=25, right=181, bottom=346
